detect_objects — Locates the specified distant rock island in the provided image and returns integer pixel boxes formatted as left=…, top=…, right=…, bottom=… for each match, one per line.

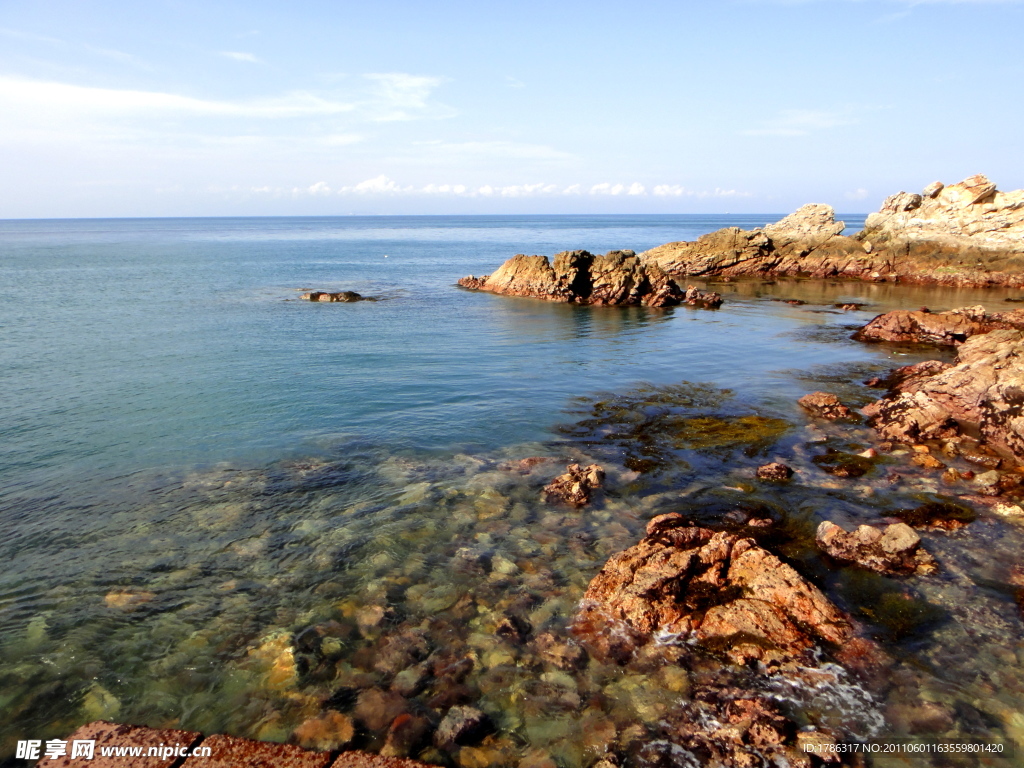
left=460, top=175, right=1024, bottom=306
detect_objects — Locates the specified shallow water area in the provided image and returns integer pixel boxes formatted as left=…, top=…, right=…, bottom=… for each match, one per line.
left=2, top=215, right=1024, bottom=766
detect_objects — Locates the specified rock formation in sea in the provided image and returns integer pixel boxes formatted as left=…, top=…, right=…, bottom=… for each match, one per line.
left=457, top=249, right=687, bottom=307
left=643, top=174, right=1024, bottom=287
left=862, top=329, right=1024, bottom=464
left=815, top=520, right=937, bottom=575
left=853, top=304, right=1024, bottom=345
left=301, top=291, right=376, bottom=302
left=573, top=512, right=853, bottom=665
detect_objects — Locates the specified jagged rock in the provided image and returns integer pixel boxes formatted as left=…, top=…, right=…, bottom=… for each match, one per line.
left=798, top=392, right=855, bottom=421
left=457, top=250, right=685, bottom=307
left=573, top=513, right=852, bottom=664
left=756, top=462, right=794, bottom=481
left=816, top=521, right=937, bottom=575
left=853, top=305, right=1024, bottom=345
left=643, top=176, right=1024, bottom=288
left=433, top=706, right=490, bottom=748
left=862, top=330, right=1024, bottom=463
left=301, top=291, right=374, bottom=302
left=541, top=463, right=604, bottom=506
left=292, top=711, right=356, bottom=751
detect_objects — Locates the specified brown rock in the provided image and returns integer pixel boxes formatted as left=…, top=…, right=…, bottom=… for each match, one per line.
left=756, top=462, right=794, bottom=481
left=293, top=711, right=356, bottom=751
left=47, top=722, right=201, bottom=768
left=104, top=590, right=155, bottom=610
left=301, top=291, right=372, bottom=303
left=433, top=706, right=490, bottom=749
left=798, top=392, right=855, bottom=421
left=354, top=688, right=410, bottom=733
left=574, top=514, right=851, bottom=664
left=853, top=305, right=1024, bottom=345
left=541, top=463, right=604, bottom=506
left=862, top=330, right=1024, bottom=462
left=380, top=714, right=432, bottom=758
left=182, top=734, right=333, bottom=768
left=815, top=521, right=936, bottom=575
left=458, top=249, right=684, bottom=307
left=530, top=631, right=588, bottom=671
left=683, top=285, right=723, bottom=308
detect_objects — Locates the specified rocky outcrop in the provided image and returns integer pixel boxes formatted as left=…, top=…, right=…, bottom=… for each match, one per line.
left=683, top=285, right=723, bottom=307
left=542, top=463, right=604, bottom=506
left=457, top=250, right=687, bottom=307
left=854, top=305, right=1024, bottom=345
left=301, top=291, right=375, bottom=302
left=643, top=175, right=1024, bottom=287
left=862, top=330, right=1024, bottom=464
left=815, top=521, right=937, bottom=575
left=573, top=513, right=852, bottom=664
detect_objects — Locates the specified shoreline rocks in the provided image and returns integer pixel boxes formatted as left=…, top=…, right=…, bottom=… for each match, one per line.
left=541, top=463, right=604, bottom=506
left=853, top=305, right=1024, bottom=345
left=862, top=329, right=1024, bottom=465
left=457, top=249, right=688, bottom=307
left=643, top=175, right=1024, bottom=288
left=573, top=513, right=852, bottom=665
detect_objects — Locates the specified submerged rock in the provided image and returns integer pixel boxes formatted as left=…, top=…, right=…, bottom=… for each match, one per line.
left=816, top=521, right=937, bottom=575
left=541, top=463, right=604, bottom=507
left=853, top=304, right=1024, bottom=345
left=798, top=392, right=856, bottom=421
left=434, top=705, right=490, bottom=748
left=756, top=462, right=794, bottom=481
left=862, top=329, right=1024, bottom=464
left=683, top=285, right=723, bottom=308
left=574, top=513, right=852, bottom=664
left=457, top=250, right=686, bottom=307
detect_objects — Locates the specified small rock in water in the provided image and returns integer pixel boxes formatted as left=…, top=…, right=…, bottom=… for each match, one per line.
left=816, top=520, right=937, bottom=575
left=104, top=590, right=155, bottom=610
left=684, top=285, right=723, bottom=308
left=300, top=290, right=374, bottom=302
left=434, top=705, right=490, bottom=748
left=798, top=391, right=857, bottom=421
left=292, top=710, right=355, bottom=751
left=380, top=713, right=432, bottom=758
left=541, top=463, right=604, bottom=507
left=756, top=462, right=794, bottom=481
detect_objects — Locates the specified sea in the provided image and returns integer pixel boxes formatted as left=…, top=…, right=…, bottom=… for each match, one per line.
left=2, top=215, right=1022, bottom=764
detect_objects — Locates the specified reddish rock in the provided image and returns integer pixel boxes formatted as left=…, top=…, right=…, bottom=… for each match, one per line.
left=354, top=688, right=410, bottom=733
left=47, top=721, right=201, bottom=768
left=182, top=734, right=333, bottom=768
left=815, top=521, right=937, bottom=575
left=853, top=305, right=1024, bottom=345
left=292, top=711, right=355, bottom=751
left=380, top=714, right=433, bottom=758
left=862, top=330, right=1024, bottom=463
left=457, top=250, right=685, bottom=307
left=756, top=462, right=794, bottom=481
left=573, top=513, right=852, bottom=664
left=798, top=392, right=856, bottom=421
left=541, top=463, right=604, bottom=507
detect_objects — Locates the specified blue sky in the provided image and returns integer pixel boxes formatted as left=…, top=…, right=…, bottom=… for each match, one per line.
left=1, top=0, right=1022, bottom=217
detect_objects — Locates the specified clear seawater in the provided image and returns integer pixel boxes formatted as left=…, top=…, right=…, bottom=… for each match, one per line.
left=3, top=215, right=1024, bottom=765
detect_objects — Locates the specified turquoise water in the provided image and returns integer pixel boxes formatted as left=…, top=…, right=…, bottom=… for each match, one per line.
left=4, top=214, right=1024, bottom=765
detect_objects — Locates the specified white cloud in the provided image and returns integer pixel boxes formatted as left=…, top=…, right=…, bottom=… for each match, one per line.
left=740, top=109, right=852, bottom=137
left=307, top=181, right=331, bottom=195
left=590, top=183, right=645, bottom=195
left=350, top=175, right=412, bottom=194
left=562, top=184, right=582, bottom=195
left=220, top=51, right=261, bottom=63
left=653, top=184, right=686, bottom=196
left=846, top=188, right=870, bottom=200
left=363, top=73, right=452, bottom=122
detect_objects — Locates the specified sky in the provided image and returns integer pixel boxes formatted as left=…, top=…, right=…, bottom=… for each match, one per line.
left=0, top=0, right=1022, bottom=218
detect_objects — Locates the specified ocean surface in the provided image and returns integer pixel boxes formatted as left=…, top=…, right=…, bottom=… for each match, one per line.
left=3, top=215, right=1023, bottom=764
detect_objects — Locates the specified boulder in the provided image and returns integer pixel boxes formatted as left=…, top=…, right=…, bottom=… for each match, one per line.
left=862, top=329, right=1024, bottom=463
left=301, top=291, right=374, bottom=302
left=683, top=285, right=723, bottom=308
left=853, top=305, right=1024, bottom=345
left=815, top=521, right=936, bottom=575
left=457, top=250, right=686, bottom=307
left=433, top=706, right=490, bottom=749
left=541, top=463, right=604, bottom=507
left=573, top=513, right=852, bottom=664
